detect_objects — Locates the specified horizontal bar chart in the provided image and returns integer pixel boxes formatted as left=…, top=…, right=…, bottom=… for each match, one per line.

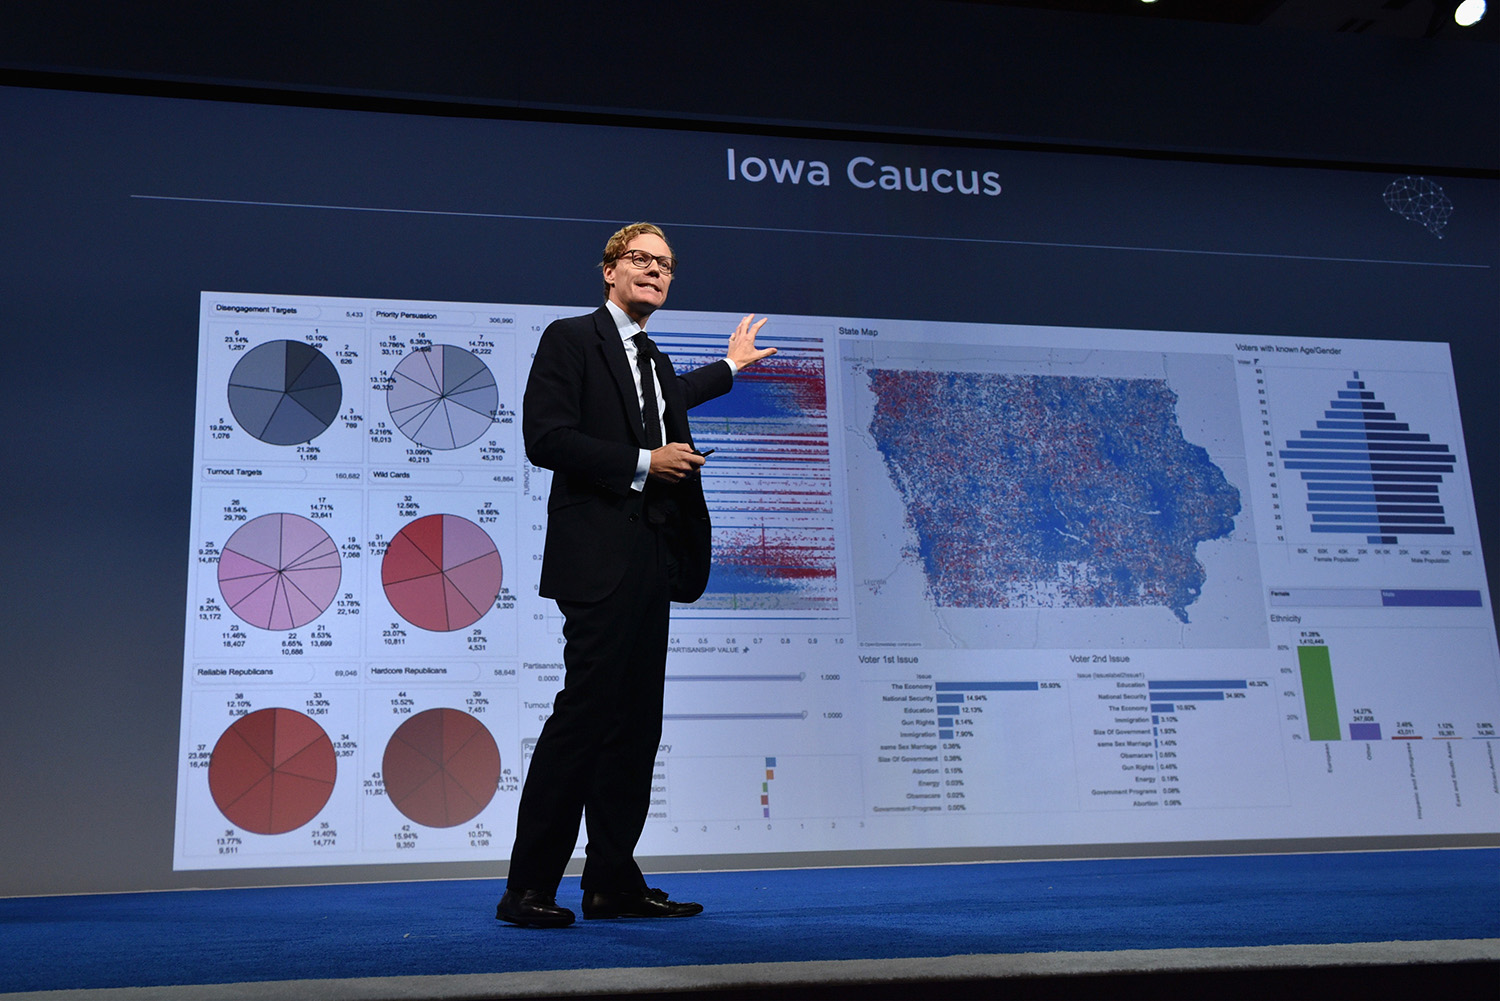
left=934, top=681, right=1042, bottom=739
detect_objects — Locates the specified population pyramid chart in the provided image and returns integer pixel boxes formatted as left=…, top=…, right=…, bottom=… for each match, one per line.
left=227, top=339, right=343, bottom=445
left=388, top=345, right=499, bottom=449
left=381, top=709, right=502, bottom=828
left=217, top=513, right=343, bottom=631
left=1279, top=371, right=1458, bottom=544
left=381, top=514, right=503, bottom=631
left=208, top=708, right=337, bottom=835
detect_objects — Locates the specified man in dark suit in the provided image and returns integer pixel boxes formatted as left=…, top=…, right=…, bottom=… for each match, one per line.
left=497, top=223, right=773, bottom=927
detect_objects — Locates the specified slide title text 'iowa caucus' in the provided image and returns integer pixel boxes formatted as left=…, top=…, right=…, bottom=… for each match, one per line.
left=727, top=148, right=1001, bottom=196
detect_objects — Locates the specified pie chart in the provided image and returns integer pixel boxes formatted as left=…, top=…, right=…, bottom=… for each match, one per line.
left=381, top=514, right=502, bottom=631
left=382, top=708, right=501, bottom=828
left=209, top=708, right=337, bottom=835
left=219, top=513, right=342, bottom=631
left=387, top=345, right=498, bottom=450
left=228, top=340, right=342, bottom=445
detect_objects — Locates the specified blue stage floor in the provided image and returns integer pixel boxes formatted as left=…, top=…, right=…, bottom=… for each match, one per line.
left=3, top=849, right=1497, bottom=995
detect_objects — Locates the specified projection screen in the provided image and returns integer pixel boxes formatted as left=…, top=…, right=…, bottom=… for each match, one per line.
left=3, top=83, right=1495, bottom=885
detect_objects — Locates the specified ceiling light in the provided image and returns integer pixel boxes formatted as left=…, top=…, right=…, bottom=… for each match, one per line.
left=1454, top=0, right=1486, bottom=26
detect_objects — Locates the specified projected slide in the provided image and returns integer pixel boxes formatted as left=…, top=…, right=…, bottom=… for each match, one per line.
left=175, top=292, right=1499, bottom=870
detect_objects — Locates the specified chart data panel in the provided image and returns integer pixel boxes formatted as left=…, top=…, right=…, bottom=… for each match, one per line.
left=174, top=292, right=1500, bottom=870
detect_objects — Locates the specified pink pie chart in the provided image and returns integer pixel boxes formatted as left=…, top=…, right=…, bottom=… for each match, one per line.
left=218, top=513, right=342, bottom=631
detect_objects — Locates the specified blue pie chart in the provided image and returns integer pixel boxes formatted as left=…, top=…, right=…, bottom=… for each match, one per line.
left=228, top=340, right=343, bottom=445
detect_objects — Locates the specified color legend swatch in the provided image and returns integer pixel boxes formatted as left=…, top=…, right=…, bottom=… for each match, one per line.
left=381, top=514, right=502, bottom=631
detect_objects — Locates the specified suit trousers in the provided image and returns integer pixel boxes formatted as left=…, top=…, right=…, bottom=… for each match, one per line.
left=505, top=519, right=670, bottom=894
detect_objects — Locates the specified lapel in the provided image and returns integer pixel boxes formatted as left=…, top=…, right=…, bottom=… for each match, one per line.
left=593, top=305, right=648, bottom=448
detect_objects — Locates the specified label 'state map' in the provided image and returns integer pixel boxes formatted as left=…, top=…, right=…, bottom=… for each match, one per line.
left=175, top=293, right=1500, bottom=871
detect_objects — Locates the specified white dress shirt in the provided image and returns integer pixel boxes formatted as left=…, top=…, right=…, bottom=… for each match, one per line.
left=603, top=299, right=736, bottom=491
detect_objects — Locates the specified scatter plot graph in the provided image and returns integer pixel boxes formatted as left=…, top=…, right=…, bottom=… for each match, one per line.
left=656, top=333, right=838, bottom=612
left=381, top=708, right=501, bottom=828
left=708, top=523, right=837, bottom=610
left=388, top=345, right=498, bottom=449
left=218, top=513, right=342, bottom=631
left=1279, top=371, right=1458, bottom=544
left=381, top=514, right=503, bottom=631
left=227, top=340, right=342, bottom=445
left=208, top=708, right=337, bottom=835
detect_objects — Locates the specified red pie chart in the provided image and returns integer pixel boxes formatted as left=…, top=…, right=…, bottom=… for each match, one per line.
left=382, top=708, right=501, bottom=828
left=208, top=708, right=337, bottom=835
left=381, top=514, right=502, bottom=631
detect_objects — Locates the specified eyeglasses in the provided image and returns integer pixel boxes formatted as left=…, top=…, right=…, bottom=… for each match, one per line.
left=615, top=250, right=677, bottom=275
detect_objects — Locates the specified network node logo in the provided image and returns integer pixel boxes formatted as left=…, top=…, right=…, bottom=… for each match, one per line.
left=1382, top=176, right=1453, bottom=239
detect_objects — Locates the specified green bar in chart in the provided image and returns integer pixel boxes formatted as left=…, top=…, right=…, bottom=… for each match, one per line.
left=1297, top=645, right=1341, bottom=741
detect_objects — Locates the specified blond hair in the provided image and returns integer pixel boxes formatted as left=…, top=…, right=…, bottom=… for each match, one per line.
left=599, top=222, right=672, bottom=298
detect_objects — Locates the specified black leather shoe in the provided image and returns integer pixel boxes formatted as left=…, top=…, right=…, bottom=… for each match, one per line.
left=582, top=887, right=703, bottom=919
left=496, top=889, right=575, bottom=927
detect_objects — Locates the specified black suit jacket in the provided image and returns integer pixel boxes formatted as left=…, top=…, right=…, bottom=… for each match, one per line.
left=523, top=306, right=733, bottom=603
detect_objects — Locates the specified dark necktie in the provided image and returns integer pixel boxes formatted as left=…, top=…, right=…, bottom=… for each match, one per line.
left=632, top=332, right=663, bottom=450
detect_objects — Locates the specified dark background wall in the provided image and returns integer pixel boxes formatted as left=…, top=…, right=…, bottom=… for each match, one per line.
left=3, top=1, right=1495, bottom=169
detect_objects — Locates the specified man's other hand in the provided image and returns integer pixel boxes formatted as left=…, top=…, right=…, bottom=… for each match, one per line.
left=649, top=442, right=707, bottom=482
left=726, top=314, right=775, bottom=370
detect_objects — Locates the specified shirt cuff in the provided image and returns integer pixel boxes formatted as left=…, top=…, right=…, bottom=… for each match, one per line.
left=632, top=448, right=651, bottom=492
left=723, top=356, right=739, bottom=376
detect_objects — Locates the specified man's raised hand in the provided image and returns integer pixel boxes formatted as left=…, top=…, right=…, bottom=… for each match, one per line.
left=726, top=314, right=775, bottom=370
